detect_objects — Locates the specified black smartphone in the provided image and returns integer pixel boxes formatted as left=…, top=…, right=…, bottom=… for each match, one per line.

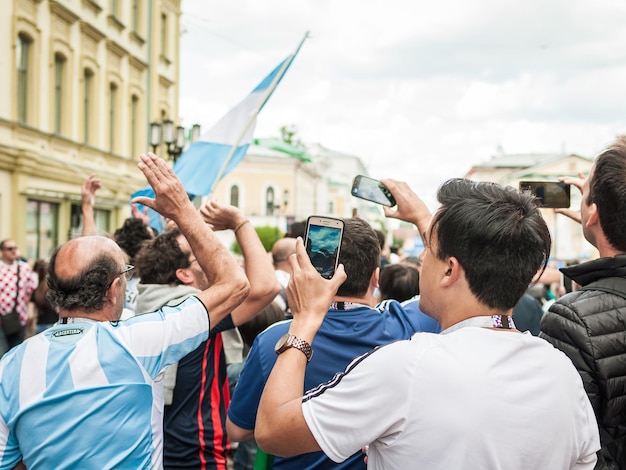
left=304, top=216, right=344, bottom=279
left=351, top=175, right=396, bottom=207
left=519, top=181, right=571, bottom=209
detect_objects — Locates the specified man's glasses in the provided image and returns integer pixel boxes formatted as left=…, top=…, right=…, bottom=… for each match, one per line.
left=2, top=246, right=17, bottom=252
left=119, top=264, right=135, bottom=281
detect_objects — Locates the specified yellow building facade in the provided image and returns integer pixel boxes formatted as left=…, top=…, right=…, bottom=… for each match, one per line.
left=0, top=0, right=181, bottom=260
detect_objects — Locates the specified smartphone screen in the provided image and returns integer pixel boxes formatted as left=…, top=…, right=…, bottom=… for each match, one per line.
left=351, top=175, right=396, bottom=207
left=519, top=181, right=571, bottom=209
left=305, top=216, right=344, bottom=279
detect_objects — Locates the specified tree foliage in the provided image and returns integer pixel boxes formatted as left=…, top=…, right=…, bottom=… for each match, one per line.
left=231, top=225, right=284, bottom=255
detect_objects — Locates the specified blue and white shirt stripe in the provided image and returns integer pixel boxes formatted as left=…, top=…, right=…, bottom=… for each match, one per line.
left=0, top=296, right=209, bottom=469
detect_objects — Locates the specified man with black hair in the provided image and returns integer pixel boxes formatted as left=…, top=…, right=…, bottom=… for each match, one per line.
left=134, top=200, right=280, bottom=469
left=255, top=178, right=600, bottom=469
left=227, top=217, right=439, bottom=469
left=0, top=153, right=250, bottom=468
left=541, top=135, right=626, bottom=469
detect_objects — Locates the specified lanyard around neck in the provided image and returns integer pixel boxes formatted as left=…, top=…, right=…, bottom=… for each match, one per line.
left=441, top=315, right=516, bottom=335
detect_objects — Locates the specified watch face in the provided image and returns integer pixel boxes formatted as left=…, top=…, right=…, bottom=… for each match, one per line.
left=274, top=333, right=290, bottom=352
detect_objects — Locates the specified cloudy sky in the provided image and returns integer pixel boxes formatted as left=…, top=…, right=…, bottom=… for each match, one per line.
left=179, top=0, right=626, bottom=204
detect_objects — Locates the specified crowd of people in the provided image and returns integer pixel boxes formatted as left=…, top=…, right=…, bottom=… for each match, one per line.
left=0, top=134, right=625, bottom=469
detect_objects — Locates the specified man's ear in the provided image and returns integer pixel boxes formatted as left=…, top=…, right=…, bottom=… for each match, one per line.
left=371, top=267, right=380, bottom=289
left=105, top=277, right=122, bottom=302
left=440, top=257, right=461, bottom=287
left=585, top=202, right=599, bottom=229
left=176, top=268, right=194, bottom=286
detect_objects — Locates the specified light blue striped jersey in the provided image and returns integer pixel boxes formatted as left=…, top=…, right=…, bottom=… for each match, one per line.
left=0, top=295, right=209, bottom=469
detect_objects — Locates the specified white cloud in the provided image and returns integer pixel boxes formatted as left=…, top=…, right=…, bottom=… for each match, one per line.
left=179, top=0, right=626, bottom=201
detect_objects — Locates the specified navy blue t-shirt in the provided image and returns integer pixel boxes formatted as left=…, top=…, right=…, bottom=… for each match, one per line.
left=228, top=299, right=440, bottom=469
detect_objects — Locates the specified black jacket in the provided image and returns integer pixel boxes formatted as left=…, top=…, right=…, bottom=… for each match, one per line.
left=540, top=255, right=626, bottom=470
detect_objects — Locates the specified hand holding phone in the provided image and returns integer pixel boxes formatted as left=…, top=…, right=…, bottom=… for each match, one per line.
left=304, top=216, right=344, bottom=279
left=519, top=181, right=571, bottom=209
left=351, top=175, right=396, bottom=207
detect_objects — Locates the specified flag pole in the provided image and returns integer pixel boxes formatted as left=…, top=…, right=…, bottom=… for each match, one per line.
left=207, top=31, right=310, bottom=196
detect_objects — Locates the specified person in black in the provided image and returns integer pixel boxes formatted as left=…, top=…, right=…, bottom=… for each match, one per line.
left=541, top=135, right=626, bottom=469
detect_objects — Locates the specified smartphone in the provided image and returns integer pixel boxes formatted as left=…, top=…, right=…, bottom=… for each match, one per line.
left=519, top=181, right=571, bottom=209
left=351, top=175, right=396, bottom=207
left=304, top=216, right=344, bottom=279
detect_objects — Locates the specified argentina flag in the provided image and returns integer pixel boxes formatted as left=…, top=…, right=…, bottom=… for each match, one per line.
left=131, top=33, right=307, bottom=232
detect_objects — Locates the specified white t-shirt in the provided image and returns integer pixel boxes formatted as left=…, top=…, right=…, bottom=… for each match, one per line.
left=302, top=327, right=600, bottom=470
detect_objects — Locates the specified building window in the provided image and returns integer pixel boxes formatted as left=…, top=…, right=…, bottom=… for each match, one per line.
left=130, top=94, right=139, bottom=158
left=25, top=200, right=59, bottom=261
left=160, top=12, right=167, bottom=57
left=70, top=204, right=111, bottom=239
left=230, top=185, right=239, bottom=208
left=54, top=53, right=66, bottom=134
left=16, top=33, right=32, bottom=124
left=265, top=187, right=275, bottom=216
left=109, top=83, right=117, bottom=153
left=83, top=69, right=93, bottom=144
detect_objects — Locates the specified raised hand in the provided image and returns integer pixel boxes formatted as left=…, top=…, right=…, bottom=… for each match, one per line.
left=287, top=238, right=347, bottom=329
left=381, top=178, right=433, bottom=237
left=81, top=174, right=102, bottom=209
left=132, top=153, right=193, bottom=222
left=199, top=200, right=246, bottom=232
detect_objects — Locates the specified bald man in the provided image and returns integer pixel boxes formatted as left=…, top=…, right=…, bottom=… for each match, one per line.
left=0, top=153, right=250, bottom=469
left=271, top=237, right=297, bottom=316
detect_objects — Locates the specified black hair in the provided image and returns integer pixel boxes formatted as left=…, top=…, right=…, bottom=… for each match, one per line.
left=429, top=178, right=550, bottom=311
left=587, top=135, right=626, bottom=251
left=336, top=218, right=381, bottom=297
left=379, top=264, right=420, bottom=302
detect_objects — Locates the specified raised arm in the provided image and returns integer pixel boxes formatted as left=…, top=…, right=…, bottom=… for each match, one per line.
left=199, top=200, right=280, bottom=326
left=81, top=174, right=101, bottom=236
left=382, top=179, right=433, bottom=243
left=132, top=152, right=249, bottom=327
left=554, top=174, right=586, bottom=224
left=255, top=238, right=346, bottom=456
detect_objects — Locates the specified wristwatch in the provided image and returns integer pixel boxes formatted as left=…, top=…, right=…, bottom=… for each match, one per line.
left=274, top=333, right=313, bottom=362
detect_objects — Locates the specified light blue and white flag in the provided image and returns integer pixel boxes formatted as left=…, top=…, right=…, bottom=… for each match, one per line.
left=173, top=54, right=297, bottom=198
left=131, top=33, right=307, bottom=232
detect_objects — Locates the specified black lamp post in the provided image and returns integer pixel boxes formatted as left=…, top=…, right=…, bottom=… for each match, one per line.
left=149, top=120, right=201, bottom=163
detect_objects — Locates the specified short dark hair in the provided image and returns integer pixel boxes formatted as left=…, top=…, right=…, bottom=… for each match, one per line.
left=285, top=221, right=306, bottom=239
left=113, top=218, right=154, bottom=263
left=238, top=301, right=285, bottom=348
left=47, top=249, right=119, bottom=313
left=374, top=229, right=386, bottom=250
left=587, top=135, right=626, bottom=252
left=379, top=264, right=420, bottom=302
left=134, top=229, right=189, bottom=285
left=429, top=178, right=550, bottom=311
left=336, top=218, right=380, bottom=297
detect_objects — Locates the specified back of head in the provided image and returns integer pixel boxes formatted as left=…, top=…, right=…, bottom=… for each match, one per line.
left=379, top=264, right=420, bottom=302
left=238, top=301, right=285, bottom=348
left=134, top=229, right=188, bottom=285
left=113, top=218, right=154, bottom=263
left=271, top=238, right=297, bottom=267
left=337, top=218, right=380, bottom=297
left=374, top=229, right=386, bottom=250
left=47, top=242, right=120, bottom=313
left=430, top=178, right=550, bottom=311
left=588, top=135, right=626, bottom=252
left=285, top=221, right=306, bottom=239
